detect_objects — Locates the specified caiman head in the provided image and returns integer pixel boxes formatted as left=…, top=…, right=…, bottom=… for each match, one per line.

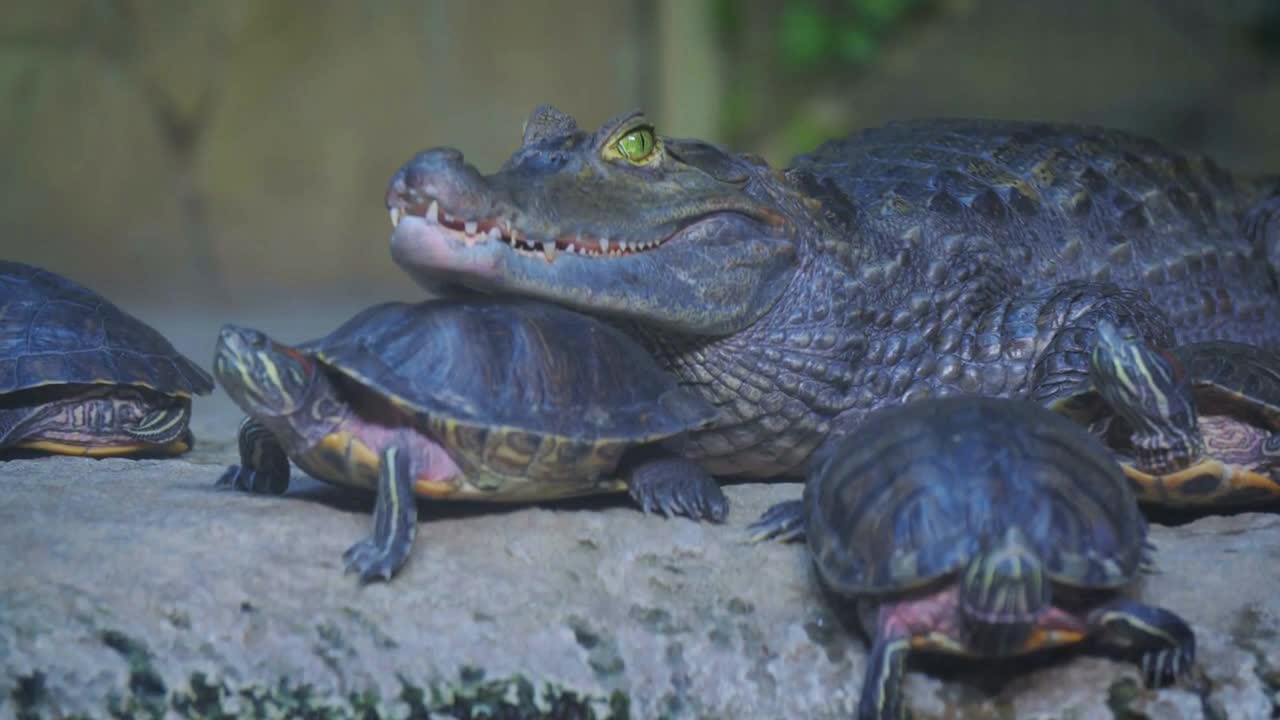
left=386, top=105, right=801, bottom=336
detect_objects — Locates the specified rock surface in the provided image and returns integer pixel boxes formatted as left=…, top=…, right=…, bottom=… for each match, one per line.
left=1, top=303, right=1279, bottom=719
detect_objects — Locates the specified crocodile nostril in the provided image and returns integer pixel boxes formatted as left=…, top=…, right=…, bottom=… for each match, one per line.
left=402, top=165, right=427, bottom=190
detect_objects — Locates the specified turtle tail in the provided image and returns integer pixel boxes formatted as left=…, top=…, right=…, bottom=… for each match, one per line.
left=959, top=527, right=1051, bottom=656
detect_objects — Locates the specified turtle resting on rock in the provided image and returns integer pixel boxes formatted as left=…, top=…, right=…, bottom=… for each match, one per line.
left=750, top=395, right=1195, bottom=720
left=1051, top=319, right=1280, bottom=508
left=213, top=296, right=727, bottom=583
left=0, top=260, right=213, bottom=457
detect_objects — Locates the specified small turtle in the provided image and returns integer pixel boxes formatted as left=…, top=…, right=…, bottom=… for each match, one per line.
left=214, top=297, right=727, bottom=582
left=750, top=395, right=1195, bottom=720
left=1051, top=319, right=1280, bottom=507
left=0, top=261, right=213, bottom=457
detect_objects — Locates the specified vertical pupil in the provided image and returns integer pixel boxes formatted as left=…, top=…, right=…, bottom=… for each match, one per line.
left=625, top=132, right=646, bottom=157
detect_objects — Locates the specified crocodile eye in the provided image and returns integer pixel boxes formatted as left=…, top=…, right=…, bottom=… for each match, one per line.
left=615, top=127, right=657, bottom=163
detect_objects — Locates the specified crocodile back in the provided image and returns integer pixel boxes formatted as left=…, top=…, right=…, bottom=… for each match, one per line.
left=786, top=118, right=1277, bottom=346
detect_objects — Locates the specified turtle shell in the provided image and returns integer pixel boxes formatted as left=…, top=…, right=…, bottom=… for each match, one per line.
left=0, top=261, right=214, bottom=396
left=306, top=297, right=718, bottom=444
left=1171, top=341, right=1280, bottom=428
left=806, top=395, right=1146, bottom=598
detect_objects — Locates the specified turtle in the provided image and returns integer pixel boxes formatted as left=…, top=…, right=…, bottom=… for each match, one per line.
left=748, top=395, right=1195, bottom=720
left=0, top=260, right=214, bottom=457
left=213, top=296, right=728, bottom=583
left=1049, top=319, right=1280, bottom=508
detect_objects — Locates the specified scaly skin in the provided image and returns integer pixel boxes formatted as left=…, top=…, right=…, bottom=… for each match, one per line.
left=386, top=107, right=1280, bottom=479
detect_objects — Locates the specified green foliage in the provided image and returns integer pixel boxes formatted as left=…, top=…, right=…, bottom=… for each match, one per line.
left=776, top=0, right=930, bottom=71
left=710, top=0, right=938, bottom=159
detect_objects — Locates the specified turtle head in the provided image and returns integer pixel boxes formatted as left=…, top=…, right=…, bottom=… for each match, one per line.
left=1089, top=320, right=1199, bottom=444
left=214, top=325, right=317, bottom=418
left=958, top=527, right=1052, bottom=655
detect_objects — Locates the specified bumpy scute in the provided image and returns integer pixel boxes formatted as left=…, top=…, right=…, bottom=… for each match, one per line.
left=309, top=297, right=717, bottom=481
left=806, top=396, right=1144, bottom=596
left=0, top=261, right=213, bottom=396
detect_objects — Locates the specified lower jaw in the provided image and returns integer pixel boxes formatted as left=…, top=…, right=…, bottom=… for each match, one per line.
left=390, top=218, right=505, bottom=283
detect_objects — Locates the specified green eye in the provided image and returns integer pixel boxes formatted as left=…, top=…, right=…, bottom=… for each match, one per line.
left=615, top=127, right=656, bottom=163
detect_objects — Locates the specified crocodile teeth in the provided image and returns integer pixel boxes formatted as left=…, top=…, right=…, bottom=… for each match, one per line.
left=464, top=221, right=478, bottom=235
left=389, top=208, right=403, bottom=227
left=542, top=243, right=557, bottom=262
left=426, top=200, right=440, bottom=224
left=599, top=237, right=610, bottom=252
left=617, top=240, right=630, bottom=252
left=486, top=227, right=502, bottom=242
left=510, top=227, right=519, bottom=244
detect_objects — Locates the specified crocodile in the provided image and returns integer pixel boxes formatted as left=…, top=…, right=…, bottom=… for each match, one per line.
left=384, top=105, right=1280, bottom=480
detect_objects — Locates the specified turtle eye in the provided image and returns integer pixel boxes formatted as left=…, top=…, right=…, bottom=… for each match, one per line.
left=614, top=126, right=657, bottom=164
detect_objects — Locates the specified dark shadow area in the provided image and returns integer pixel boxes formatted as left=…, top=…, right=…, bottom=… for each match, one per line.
left=1143, top=500, right=1280, bottom=528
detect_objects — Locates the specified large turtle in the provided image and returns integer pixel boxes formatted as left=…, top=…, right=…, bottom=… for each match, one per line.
left=749, top=395, right=1195, bottom=720
left=1051, top=319, right=1280, bottom=507
left=213, top=296, right=728, bottom=583
left=0, top=260, right=213, bottom=457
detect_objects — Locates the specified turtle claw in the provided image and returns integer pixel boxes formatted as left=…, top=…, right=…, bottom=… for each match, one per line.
left=342, top=539, right=398, bottom=584
left=745, top=499, right=805, bottom=543
left=1139, top=642, right=1193, bottom=688
left=216, top=463, right=289, bottom=495
left=627, top=457, right=728, bottom=523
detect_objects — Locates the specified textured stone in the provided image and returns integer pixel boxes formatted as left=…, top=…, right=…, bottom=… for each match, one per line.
left=0, top=302, right=1278, bottom=719
left=1, top=452, right=1278, bottom=718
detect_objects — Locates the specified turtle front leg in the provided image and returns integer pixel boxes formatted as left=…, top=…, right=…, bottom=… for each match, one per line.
left=343, top=445, right=419, bottom=583
left=625, top=456, right=728, bottom=522
left=857, top=632, right=911, bottom=720
left=217, top=417, right=291, bottom=494
left=1086, top=598, right=1196, bottom=688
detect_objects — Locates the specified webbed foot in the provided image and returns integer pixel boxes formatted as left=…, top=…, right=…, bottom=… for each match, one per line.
left=745, top=499, right=805, bottom=543
left=216, top=463, right=290, bottom=494
left=343, top=445, right=418, bottom=583
left=627, top=457, right=728, bottom=522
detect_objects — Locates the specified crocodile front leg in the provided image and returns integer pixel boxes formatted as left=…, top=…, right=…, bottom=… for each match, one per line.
left=1013, top=280, right=1177, bottom=406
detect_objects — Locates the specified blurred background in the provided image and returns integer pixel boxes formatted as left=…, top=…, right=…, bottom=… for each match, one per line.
left=3, top=0, right=1280, bottom=310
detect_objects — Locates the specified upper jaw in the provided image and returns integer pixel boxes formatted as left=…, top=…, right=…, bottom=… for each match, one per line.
left=386, top=191, right=675, bottom=263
